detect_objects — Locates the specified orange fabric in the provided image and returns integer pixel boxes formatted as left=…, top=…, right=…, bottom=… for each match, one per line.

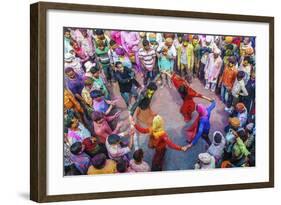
left=64, top=89, right=83, bottom=113
left=134, top=124, right=181, bottom=150
left=221, top=66, right=238, bottom=89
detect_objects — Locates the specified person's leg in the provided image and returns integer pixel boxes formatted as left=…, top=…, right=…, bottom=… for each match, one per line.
left=211, top=82, right=217, bottom=92
left=220, top=85, right=225, bottom=102
left=232, top=96, right=239, bottom=107
left=133, top=132, right=140, bottom=150
left=143, top=69, right=149, bottom=86
left=121, top=92, right=130, bottom=106
left=152, top=148, right=166, bottom=171
left=205, top=80, right=210, bottom=89
left=167, top=72, right=172, bottom=88
left=183, top=64, right=190, bottom=83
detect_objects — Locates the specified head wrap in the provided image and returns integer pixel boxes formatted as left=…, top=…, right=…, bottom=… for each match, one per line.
left=196, top=104, right=208, bottom=117
left=205, top=36, right=213, bottom=43
left=224, top=36, right=233, bottom=44
left=165, top=37, right=173, bottom=45
left=228, top=56, right=236, bottom=64
left=152, top=115, right=165, bottom=134
left=214, top=47, right=221, bottom=55
left=198, top=153, right=212, bottom=164
left=246, top=47, right=254, bottom=55
left=115, top=47, right=126, bottom=56
left=64, top=53, right=75, bottom=62
left=221, top=160, right=232, bottom=168
left=229, top=117, right=240, bottom=128
left=235, top=103, right=246, bottom=112
left=213, top=131, right=224, bottom=145
left=84, top=61, right=96, bottom=72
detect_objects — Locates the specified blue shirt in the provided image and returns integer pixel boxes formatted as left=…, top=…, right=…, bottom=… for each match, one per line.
left=192, top=101, right=216, bottom=145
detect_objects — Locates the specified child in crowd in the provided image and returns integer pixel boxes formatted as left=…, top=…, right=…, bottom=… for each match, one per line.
left=129, top=149, right=151, bottom=172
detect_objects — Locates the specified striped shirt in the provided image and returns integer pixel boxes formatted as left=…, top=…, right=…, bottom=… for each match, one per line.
left=138, top=47, right=156, bottom=71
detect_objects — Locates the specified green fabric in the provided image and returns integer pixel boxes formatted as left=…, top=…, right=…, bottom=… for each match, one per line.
left=232, top=137, right=250, bottom=158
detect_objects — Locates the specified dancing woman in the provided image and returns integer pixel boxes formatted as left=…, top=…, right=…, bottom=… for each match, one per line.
left=130, top=115, right=188, bottom=171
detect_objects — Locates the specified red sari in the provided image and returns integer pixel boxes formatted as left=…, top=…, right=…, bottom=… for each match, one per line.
left=171, top=74, right=202, bottom=142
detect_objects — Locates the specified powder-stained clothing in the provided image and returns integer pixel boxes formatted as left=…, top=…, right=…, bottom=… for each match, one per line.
left=171, top=74, right=203, bottom=122
left=67, top=123, right=91, bottom=145
left=204, top=53, right=223, bottom=83
left=129, top=159, right=151, bottom=172
left=191, top=101, right=216, bottom=145
left=221, top=66, right=238, bottom=89
left=66, top=74, right=84, bottom=95
left=70, top=152, right=91, bottom=174
left=87, top=159, right=117, bottom=175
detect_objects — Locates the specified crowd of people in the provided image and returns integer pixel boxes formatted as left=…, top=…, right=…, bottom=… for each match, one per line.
left=63, top=28, right=256, bottom=175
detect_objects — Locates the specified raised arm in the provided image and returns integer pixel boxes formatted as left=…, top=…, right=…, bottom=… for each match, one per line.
left=191, top=121, right=204, bottom=146
left=134, top=124, right=150, bottom=134
left=206, top=100, right=216, bottom=114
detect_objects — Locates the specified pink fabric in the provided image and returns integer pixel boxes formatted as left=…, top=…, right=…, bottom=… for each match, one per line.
left=204, top=53, right=223, bottom=82
left=93, top=120, right=117, bottom=144
left=110, top=31, right=122, bottom=46
left=121, top=31, right=141, bottom=71
left=196, top=104, right=208, bottom=117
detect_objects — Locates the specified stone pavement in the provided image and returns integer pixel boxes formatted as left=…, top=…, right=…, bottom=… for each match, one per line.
left=109, top=76, right=229, bottom=171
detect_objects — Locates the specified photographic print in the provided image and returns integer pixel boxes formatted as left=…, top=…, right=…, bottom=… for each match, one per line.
left=30, top=2, right=273, bottom=202
left=63, top=28, right=256, bottom=175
